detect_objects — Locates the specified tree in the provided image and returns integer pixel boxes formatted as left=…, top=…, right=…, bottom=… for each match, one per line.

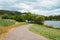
left=25, top=12, right=37, bottom=23
left=34, top=16, right=45, bottom=24
left=14, top=15, right=25, bottom=22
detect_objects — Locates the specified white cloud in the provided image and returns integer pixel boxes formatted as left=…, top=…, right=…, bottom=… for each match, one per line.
left=13, top=3, right=33, bottom=10
left=0, top=0, right=17, bottom=3
left=40, top=0, right=56, bottom=7
left=29, top=8, right=60, bottom=16
left=30, top=9, right=50, bottom=16
left=36, top=0, right=60, bottom=10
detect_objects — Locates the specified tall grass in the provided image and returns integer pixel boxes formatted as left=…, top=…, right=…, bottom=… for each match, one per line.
left=0, top=19, right=16, bottom=26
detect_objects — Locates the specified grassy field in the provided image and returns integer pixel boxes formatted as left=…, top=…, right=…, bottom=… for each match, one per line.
left=29, top=24, right=60, bottom=40
left=0, top=19, right=27, bottom=40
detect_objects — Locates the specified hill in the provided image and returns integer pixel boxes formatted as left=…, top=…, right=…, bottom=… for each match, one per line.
left=0, top=10, right=26, bottom=16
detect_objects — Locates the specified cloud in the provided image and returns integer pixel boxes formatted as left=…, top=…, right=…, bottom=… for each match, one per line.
left=13, top=3, right=33, bottom=10
left=30, top=8, right=60, bottom=16
left=0, top=0, right=60, bottom=16
left=40, top=0, right=60, bottom=10
left=30, top=0, right=60, bottom=10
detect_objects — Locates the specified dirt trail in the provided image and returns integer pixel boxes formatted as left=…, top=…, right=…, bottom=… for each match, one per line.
left=3, top=24, right=48, bottom=40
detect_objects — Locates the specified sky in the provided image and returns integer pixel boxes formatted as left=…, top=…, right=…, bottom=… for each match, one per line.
left=0, top=0, right=60, bottom=16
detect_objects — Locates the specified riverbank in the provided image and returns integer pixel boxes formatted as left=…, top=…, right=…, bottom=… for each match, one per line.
left=29, top=24, right=60, bottom=40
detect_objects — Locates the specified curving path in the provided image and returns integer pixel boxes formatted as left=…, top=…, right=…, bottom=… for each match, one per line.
left=4, top=24, right=48, bottom=40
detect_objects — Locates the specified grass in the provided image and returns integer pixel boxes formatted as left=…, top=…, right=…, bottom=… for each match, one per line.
left=29, top=24, right=60, bottom=40
left=0, top=19, right=27, bottom=40
left=0, top=19, right=16, bottom=26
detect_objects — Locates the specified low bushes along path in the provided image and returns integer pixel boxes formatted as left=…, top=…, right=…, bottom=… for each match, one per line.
left=3, top=24, right=48, bottom=40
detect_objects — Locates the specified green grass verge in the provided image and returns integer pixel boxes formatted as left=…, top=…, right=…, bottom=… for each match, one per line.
left=29, top=24, right=60, bottom=40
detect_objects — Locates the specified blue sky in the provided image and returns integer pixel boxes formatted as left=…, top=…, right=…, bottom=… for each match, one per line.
left=0, top=0, right=60, bottom=16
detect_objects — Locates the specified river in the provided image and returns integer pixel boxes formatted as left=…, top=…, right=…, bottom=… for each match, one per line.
left=44, top=21, right=60, bottom=28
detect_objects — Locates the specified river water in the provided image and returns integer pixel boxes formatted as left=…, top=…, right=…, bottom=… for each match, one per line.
left=44, top=21, right=60, bottom=28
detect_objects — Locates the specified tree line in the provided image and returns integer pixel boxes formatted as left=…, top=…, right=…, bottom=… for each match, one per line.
left=0, top=10, right=45, bottom=24
left=45, top=15, right=60, bottom=21
left=0, top=10, right=60, bottom=24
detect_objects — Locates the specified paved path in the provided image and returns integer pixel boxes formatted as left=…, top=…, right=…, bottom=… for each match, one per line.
left=4, top=24, right=48, bottom=40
